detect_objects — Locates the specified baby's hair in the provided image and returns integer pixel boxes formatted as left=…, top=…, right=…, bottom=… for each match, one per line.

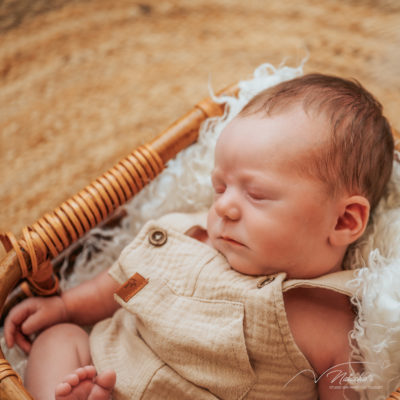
left=239, top=73, right=394, bottom=211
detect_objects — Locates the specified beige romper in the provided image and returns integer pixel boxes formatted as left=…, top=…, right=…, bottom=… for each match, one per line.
left=90, top=212, right=357, bottom=400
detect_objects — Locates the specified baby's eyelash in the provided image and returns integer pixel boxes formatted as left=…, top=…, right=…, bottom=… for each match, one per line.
left=248, top=192, right=266, bottom=200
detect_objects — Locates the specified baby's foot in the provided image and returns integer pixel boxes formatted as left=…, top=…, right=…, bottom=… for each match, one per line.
left=55, top=365, right=116, bottom=400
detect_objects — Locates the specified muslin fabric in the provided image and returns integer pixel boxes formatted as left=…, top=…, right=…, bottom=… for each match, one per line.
left=90, top=212, right=355, bottom=399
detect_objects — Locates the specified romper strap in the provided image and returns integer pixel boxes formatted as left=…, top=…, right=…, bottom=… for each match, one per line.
left=282, top=269, right=358, bottom=297
left=156, top=211, right=208, bottom=234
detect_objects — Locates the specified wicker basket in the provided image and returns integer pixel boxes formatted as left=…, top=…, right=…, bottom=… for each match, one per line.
left=0, top=83, right=399, bottom=400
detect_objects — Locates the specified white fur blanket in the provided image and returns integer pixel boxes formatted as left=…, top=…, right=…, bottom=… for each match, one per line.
left=2, top=63, right=400, bottom=400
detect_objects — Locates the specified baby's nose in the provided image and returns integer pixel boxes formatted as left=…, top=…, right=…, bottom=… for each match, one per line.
left=214, top=190, right=241, bottom=220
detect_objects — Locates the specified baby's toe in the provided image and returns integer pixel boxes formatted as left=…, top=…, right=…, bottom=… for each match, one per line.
left=64, top=371, right=81, bottom=386
left=55, top=382, right=72, bottom=397
left=83, top=365, right=97, bottom=378
left=63, top=373, right=80, bottom=387
left=96, top=370, right=116, bottom=390
left=76, top=366, right=96, bottom=381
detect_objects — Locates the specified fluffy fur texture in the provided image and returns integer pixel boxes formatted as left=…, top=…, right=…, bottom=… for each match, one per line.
left=2, top=63, right=400, bottom=399
left=346, top=156, right=400, bottom=399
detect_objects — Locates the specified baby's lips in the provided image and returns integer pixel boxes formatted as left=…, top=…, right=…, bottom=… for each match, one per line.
left=220, top=236, right=245, bottom=246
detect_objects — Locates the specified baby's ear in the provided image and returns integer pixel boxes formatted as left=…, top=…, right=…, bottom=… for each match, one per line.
left=329, top=195, right=370, bottom=247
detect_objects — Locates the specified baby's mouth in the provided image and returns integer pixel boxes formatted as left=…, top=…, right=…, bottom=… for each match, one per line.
left=219, top=236, right=245, bottom=247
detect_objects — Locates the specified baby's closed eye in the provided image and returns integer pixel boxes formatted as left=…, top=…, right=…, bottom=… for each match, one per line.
left=247, top=190, right=268, bottom=200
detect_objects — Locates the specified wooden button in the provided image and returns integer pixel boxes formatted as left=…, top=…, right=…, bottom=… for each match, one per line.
left=148, top=228, right=168, bottom=246
left=257, top=276, right=275, bottom=288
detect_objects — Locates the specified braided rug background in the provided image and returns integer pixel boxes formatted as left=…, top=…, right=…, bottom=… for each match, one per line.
left=1, top=0, right=400, bottom=255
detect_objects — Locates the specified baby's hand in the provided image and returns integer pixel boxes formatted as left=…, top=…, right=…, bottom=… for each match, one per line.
left=3, top=296, right=68, bottom=354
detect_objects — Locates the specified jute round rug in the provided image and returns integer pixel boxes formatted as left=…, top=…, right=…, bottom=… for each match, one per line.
left=1, top=0, right=400, bottom=243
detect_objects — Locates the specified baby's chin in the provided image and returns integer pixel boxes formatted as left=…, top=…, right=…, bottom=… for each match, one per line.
left=223, top=255, right=277, bottom=277
left=210, top=238, right=278, bottom=276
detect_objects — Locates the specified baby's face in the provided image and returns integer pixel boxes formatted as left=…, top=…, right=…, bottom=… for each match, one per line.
left=207, top=106, right=341, bottom=279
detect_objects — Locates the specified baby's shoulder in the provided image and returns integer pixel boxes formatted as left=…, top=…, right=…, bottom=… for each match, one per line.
left=283, top=287, right=355, bottom=376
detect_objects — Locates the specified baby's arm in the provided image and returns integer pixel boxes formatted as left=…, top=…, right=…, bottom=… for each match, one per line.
left=4, top=268, right=120, bottom=353
left=61, top=268, right=121, bottom=325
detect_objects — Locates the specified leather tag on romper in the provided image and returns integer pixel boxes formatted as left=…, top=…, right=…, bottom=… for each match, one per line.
left=115, top=272, right=149, bottom=302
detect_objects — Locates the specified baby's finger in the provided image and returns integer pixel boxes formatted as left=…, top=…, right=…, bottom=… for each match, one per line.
left=3, top=301, right=36, bottom=346
left=10, top=303, right=40, bottom=336
left=3, top=311, right=21, bottom=348
left=3, top=319, right=15, bottom=348
left=21, top=308, right=49, bottom=335
left=14, top=331, right=32, bottom=354
left=6, top=302, right=35, bottom=329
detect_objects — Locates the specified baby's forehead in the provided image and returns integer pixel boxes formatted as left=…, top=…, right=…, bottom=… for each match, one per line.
left=219, top=107, right=330, bottom=145
left=215, top=110, right=332, bottom=181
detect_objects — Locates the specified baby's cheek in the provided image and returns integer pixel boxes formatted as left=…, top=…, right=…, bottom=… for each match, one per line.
left=206, top=209, right=216, bottom=232
left=254, top=230, right=291, bottom=256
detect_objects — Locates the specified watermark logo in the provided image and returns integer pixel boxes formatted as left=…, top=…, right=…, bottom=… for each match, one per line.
left=284, top=362, right=385, bottom=390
